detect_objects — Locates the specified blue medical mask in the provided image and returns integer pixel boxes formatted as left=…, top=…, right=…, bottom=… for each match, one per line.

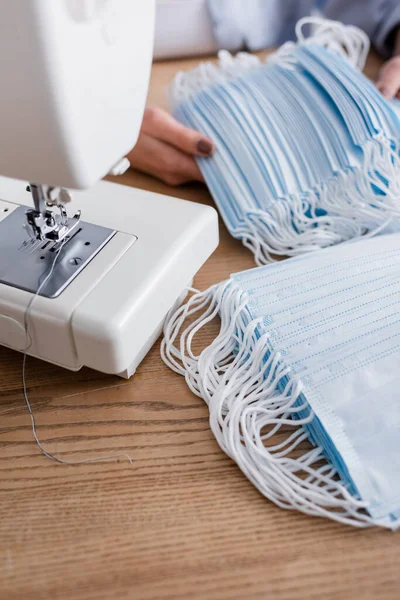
left=162, top=231, right=400, bottom=529
left=171, top=20, right=400, bottom=265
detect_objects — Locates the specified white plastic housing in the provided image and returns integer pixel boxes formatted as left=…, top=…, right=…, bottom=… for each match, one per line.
left=0, top=178, right=219, bottom=377
left=0, top=0, right=155, bottom=188
left=153, top=0, right=218, bottom=60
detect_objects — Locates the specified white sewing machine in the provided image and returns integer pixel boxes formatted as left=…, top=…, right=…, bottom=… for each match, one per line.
left=0, top=1, right=218, bottom=378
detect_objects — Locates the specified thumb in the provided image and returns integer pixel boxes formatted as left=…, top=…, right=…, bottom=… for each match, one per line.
left=143, top=107, right=215, bottom=157
left=376, top=57, right=400, bottom=99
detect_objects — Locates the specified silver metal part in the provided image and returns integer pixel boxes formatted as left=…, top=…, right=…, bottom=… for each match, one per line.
left=26, top=184, right=78, bottom=242
left=30, top=183, right=47, bottom=214
left=0, top=205, right=116, bottom=298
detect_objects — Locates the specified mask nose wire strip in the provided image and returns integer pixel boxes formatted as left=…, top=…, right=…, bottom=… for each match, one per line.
left=21, top=239, right=133, bottom=466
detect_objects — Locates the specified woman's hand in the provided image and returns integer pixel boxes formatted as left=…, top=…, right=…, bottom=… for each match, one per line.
left=127, top=106, right=214, bottom=186
left=376, top=27, right=400, bottom=99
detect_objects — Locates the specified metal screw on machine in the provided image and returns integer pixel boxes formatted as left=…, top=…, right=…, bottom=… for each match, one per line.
left=69, top=257, right=83, bottom=266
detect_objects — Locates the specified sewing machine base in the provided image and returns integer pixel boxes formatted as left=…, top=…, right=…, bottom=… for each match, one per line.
left=0, top=177, right=219, bottom=377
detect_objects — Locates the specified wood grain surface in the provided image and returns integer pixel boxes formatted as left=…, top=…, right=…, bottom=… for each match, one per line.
left=1, top=51, right=398, bottom=600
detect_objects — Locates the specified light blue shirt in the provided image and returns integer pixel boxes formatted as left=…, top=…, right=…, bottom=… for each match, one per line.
left=207, top=0, right=400, bottom=58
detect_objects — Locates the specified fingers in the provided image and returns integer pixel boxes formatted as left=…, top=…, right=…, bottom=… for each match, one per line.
left=142, top=106, right=215, bottom=157
left=128, top=133, right=205, bottom=186
left=127, top=106, right=213, bottom=186
left=376, top=56, right=400, bottom=99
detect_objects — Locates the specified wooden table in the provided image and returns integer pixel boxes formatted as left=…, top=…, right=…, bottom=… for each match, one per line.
left=1, top=52, right=397, bottom=600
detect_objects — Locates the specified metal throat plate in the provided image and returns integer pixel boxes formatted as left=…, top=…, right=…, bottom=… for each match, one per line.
left=0, top=205, right=116, bottom=298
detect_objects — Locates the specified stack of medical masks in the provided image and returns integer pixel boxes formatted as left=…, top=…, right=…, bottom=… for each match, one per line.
left=162, top=231, right=400, bottom=529
left=170, top=19, right=400, bottom=264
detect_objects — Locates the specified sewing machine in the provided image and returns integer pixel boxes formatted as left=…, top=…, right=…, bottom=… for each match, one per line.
left=0, top=1, right=218, bottom=377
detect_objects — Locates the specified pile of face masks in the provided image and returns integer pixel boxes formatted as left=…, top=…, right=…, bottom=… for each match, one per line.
left=170, top=18, right=400, bottom=264
left=162, top=231, right=400, bottom=529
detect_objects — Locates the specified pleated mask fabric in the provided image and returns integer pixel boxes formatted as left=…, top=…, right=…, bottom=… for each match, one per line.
left=162, top=231, right=400, bottom=529
left=170, top=18, right=400, bottom=264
